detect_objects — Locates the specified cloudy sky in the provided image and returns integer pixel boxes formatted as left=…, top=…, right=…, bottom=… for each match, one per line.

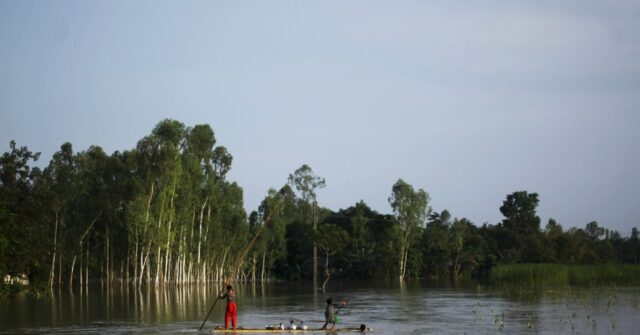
left=1, top=1, right=639, bottom=234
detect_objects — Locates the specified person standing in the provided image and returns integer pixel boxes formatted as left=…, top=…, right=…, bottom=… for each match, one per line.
left=219, top=285, right=237, bottom=330
left=321, top=298, right=346, bottom=330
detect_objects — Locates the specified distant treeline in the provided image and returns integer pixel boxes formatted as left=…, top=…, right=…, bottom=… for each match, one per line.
left=1, top=119, right=639, bottom=291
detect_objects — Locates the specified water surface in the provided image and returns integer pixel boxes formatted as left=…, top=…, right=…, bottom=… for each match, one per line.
left=1, top=281, right=639, bottom=334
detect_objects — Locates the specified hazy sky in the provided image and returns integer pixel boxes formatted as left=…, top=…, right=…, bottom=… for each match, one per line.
left=1, top=1, right=639, bottom=234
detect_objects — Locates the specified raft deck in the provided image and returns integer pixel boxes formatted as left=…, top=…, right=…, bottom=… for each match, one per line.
left=211, top=326, right=372, bottom=333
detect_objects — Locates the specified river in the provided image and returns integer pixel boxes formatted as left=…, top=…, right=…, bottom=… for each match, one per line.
left=1, top=280, right=639, bottom=334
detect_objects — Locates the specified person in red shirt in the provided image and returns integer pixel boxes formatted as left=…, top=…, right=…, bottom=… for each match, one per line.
left=219, top=285, right=237, bottom=330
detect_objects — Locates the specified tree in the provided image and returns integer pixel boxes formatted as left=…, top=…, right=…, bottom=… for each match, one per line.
left=499, top=191, right=544, bottom=263
left=316, top=223, right=349, bottom=290
left=388, top=179, right=430, bottom=281
left=448, top=218, right=485, bottom=278
left=421, top=210, right=452, bottom=278
left=628, top=228, right=639, bottom=264
left=0, top=141, right=44, bottom=284
left=585, top=221, right=605, bottom=241
left=212, top=146, right=232, bottom=180
left=288, top=164, right=325, bottom=286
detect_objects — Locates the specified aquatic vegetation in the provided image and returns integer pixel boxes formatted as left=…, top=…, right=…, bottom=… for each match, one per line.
left=490, top=264, right=640, bottom=287
left=525, top=312, right=537, bottom=329
left=493, top=312, right=504, bottom=332
left=472, top=302, right=483, bottom=324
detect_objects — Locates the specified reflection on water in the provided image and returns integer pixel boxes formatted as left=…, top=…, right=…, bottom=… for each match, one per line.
left=1, top=281, right=639, bottom=334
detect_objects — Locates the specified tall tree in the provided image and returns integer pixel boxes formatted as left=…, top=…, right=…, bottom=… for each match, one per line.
left=288, top=164, right=325, bottom=286
left=388, top=179, right=430, bottom=281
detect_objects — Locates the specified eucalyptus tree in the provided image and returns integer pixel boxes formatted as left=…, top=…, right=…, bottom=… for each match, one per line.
left=288, top=164, right=325, bottom=286
left=42, top=142, right=78, bottom=286
left=250, top=186, right=294, bottom=281
left=212, top=146, right=233, bottom=180
left=148, top=119, right=185, bottom=284
left=179, top=124, right=215, bottom=283
left=388, top=179, right=430, bottom=281
left=69, top=146, right=110, bottom=287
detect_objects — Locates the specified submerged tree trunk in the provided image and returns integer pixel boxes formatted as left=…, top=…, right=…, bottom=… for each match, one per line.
left=49, top=212, right=59, bottom=288
left=69, top=255, right=77, bottom=287
left=58, top=217, right=64, bottom=286
left=197, top=198, right=207, bottom=280
left=322, top=251, right=331, bottom=291
left=58, top=252, right=62, bottom=286
left=85, top=247, right=89, bottom=287
left=80, top=244, right=83, bottom=287
left=261, top=251, right=266, bottom=283
left=106, top=230, right=110, bottom=284
left=313, top=201, right=318, bottom=288
left=398, top=245, right=406, bottom=282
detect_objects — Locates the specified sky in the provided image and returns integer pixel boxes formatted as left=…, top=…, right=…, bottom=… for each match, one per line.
left=1, top=0, right=639, bottom=234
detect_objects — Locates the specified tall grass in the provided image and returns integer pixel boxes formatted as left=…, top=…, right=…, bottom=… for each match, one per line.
left=490, top=264, right=640, bottom=286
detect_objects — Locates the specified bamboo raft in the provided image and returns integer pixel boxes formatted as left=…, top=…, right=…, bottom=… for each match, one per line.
left=211, top=326, right=372, bottom=333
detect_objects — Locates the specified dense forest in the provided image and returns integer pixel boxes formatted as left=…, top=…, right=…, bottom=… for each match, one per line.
left=1, top=119, right=639, bottom=292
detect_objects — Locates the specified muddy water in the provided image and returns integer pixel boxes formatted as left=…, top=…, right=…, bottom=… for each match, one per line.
left=1, top=281, right=639, bottom=334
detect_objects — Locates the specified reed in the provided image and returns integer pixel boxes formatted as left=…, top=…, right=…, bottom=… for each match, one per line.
left=490, top=264, right=640, bottom=286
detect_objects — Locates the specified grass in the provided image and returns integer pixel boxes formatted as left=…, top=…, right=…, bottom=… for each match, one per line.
left=490, top=264, right=640, bottom=287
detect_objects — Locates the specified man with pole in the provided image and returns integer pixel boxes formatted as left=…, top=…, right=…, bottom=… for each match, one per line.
left=219, top=285, right=237, bottom=330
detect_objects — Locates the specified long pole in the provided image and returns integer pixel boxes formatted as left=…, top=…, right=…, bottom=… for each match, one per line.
left=334, top=297, right=350, bottom=315
left=199, top=296, right=221, bottom=331
left=228, top=188, right=287, bottom=278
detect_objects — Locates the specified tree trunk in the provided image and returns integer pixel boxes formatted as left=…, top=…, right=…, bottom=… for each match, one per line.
left=106, top=230, right=110, bottom=284
left=197, top=198, right=207, bottom=278
left=86, top=247, right=89, bottom=287
left=58, top=252, right=62, bottom=286
left=133, top=239, right=139, bottom=284
left=126, top=242, right=130, bottom=284
left=80, top=244, right=83, bottom=287
left=313, top=201, right=318, bottom=287
left=69, top=255, right=77, bottom=288
left=164, top=177, right=177, bottom=285
left=145, top=251, right=151, bottom=284
left=398, top=245, right=406, bottom=281
left=261, top=251, right=266, bottom=282
left=156, top=247, right=162, bottom=285
left=49, top=212, right=59, bottom=288
left=322, top=250, right=330, bottom=291
left=251, top=256, right=256, bottom=283
left=58, top=218, right=64, bottom=286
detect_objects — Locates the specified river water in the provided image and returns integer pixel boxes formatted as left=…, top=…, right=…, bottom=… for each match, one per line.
left=1, top=280, right=639, bottom=334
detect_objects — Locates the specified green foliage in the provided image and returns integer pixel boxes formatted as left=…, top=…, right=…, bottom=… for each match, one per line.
left=288, top=165, right=325, bottom=205
left=498, top=191, right=546, bottom=263
left=0, top=141, right=47, bottom=281
left=316, top=223, right=349, bottom=257
left=284, top=221, right=313, bottom=280
left=1, top=121, right=639, bottom=289
left=389, top=179, right=430, bottom=280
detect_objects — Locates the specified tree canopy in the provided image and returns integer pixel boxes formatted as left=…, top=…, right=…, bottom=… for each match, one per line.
left=0, top=119, right=638, bottom=292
